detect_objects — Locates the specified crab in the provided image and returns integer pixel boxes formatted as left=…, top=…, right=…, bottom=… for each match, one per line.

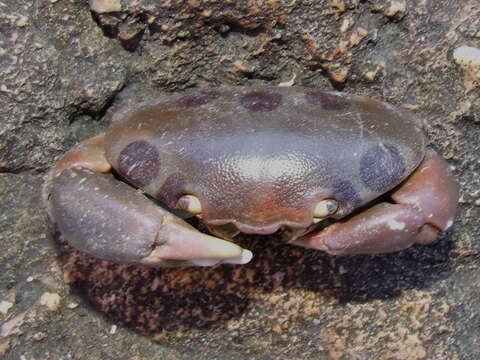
left=43, top=87, right=459, bottom=267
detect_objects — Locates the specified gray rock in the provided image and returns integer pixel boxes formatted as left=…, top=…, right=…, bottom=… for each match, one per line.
left=1, top=0, right=479, bottom=359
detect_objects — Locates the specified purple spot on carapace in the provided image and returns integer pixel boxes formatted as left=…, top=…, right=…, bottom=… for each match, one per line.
left=333, top=180, right=361, bottom=215
left=240, top=91, right=282, bottom=112
left=360, top=143, right=406, bottom=192
left=305, top=91, right=349, bottom=110
left=177, top=91, right=219, bottom=107
left=157, top=173, right=187, bottom=208
left=118, top=141, right=160, bottom=188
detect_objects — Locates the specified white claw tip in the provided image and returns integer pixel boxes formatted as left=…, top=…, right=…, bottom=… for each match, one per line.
left=190, top=258, right=221, bottom=267
left=445, top=219, right=454, bottom=230
left=190, top=249, right=253, bottom=267
left=224, top=249, right=253, bottom=265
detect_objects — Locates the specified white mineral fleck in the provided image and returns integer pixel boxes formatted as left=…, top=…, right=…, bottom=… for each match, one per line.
left=453, top=45, right=480, bottom=67
left=0, top=301, right=13, bottom=315
left=88, top=0, right=121, bottom=13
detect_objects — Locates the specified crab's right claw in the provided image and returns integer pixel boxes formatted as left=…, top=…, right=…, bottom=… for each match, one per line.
left=293, top=150, right=459, bottom=255
left=47, top=167, right=252, bottom=267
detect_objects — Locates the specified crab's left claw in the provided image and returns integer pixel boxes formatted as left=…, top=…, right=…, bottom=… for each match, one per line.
left=293, top=150, right=459, bottom=255
left=47, top=167, right=252, bottom=267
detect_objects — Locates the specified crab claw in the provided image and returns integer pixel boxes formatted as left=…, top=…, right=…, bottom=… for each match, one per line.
left=47, top=167, right=252, bottom=267
left=293, top=149, right=459, bottom=255
left=293, top=203, right=428, bottom=255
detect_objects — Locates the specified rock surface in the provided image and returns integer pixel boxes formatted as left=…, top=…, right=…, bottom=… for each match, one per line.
left=1, top=0, right=479, bottom=359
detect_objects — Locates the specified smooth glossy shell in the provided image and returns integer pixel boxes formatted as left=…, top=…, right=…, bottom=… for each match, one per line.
left=104, top=87, right=425, bottom=234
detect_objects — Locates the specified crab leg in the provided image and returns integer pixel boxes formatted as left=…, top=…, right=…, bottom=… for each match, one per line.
left=293, top=150, right=459, bottom=255
left=390, top=150, right=459, bottom=241
left=44, top=136, right=252, bottom=267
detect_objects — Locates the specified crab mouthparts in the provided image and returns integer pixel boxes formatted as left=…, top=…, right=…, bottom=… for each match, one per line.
left=176, top=194, right=339, bottom=236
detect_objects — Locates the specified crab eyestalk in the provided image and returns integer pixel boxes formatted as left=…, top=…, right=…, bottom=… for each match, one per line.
left=313, top=199, right=338, bottom=222
left=176, top=194, right=203, bottom=215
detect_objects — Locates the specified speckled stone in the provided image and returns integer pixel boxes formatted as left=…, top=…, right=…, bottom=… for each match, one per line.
left=1, top=0, right=479, bottom=359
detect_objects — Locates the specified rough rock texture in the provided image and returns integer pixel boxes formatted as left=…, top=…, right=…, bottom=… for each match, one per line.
left=0, top=0, right=479, bottom=359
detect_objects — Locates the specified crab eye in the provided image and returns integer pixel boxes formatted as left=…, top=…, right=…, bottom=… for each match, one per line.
left=313, top=199, right=338, bottom=219
left=176, top=195, right=202, bottom=215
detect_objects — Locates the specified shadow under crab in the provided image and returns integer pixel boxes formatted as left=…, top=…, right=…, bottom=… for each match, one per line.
left=56, top=223, right=454, bottom=345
